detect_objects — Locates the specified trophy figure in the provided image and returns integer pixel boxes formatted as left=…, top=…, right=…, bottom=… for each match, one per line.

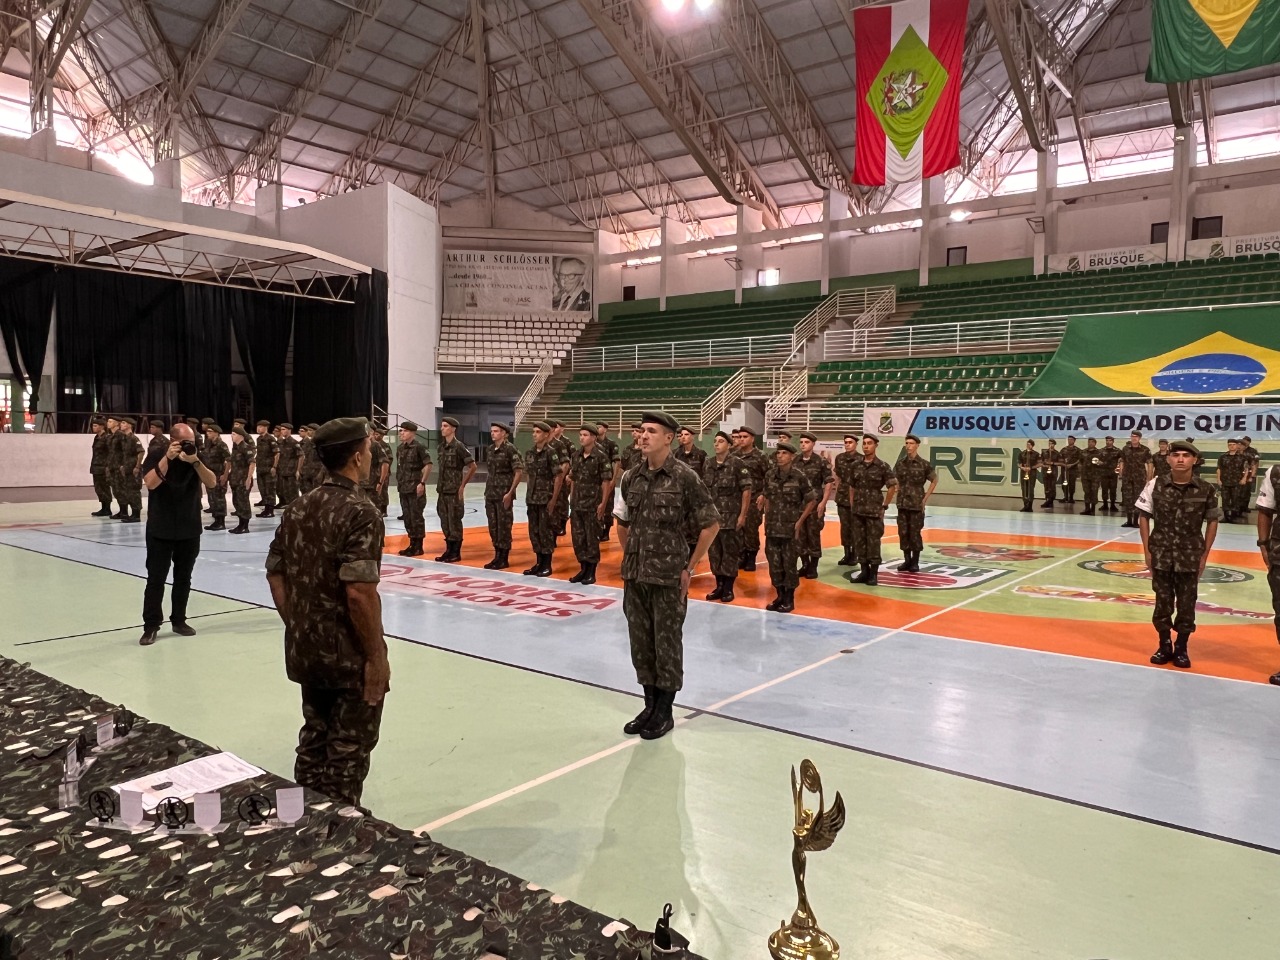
left=768, top=759, right=846, bottom=960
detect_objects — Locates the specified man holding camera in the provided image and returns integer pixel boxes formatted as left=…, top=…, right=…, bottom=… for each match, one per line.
left=139, top=423, right=218, bottom=646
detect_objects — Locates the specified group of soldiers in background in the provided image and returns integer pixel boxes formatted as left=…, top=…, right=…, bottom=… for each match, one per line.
left=89, top=415, right=145, bottom=522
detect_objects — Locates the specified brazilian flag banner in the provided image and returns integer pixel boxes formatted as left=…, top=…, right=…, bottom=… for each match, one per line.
left=1024, top=306, right=1280, bottom=400
left=1147, top=0, right=1280, bottom=83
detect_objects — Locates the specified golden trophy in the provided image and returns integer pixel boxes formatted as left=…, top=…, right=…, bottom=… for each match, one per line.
left=768, top=759, right=846, bottom=960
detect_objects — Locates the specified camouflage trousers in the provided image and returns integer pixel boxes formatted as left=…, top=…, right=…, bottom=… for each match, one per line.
left=1081, top=474, right=1100, bottom=507
left=119, top=471, right=143, bottom=513
left=1268, top=563, right=1280, bottom=637
left=485, top=497, right=514, bottom=549
left=1151, top=568, right=1199, bottom=637
left=571, top=509, right=601, bottom=564
left=708, top=526, right=742, bottom=578
left=277, top=473, right=299, bottom=507
left=438, top=491, right=464, bottom=542
left=231, top=478, right=252, bottom=520
left=1020, top=474, right=1037, bottom=507
left=1041, top=469, right=1057, bottom=504
left=1060, top=466, right=1079, bottom=501
left=897, top=509, right=925, bottom=551
left=208, top=483, right=227, bottom=520
left=258, top=468, right=276, bottom=507
left=92, top=471, right=111, bottom=505
left=300, top=472, right=321, bottom=495
left=1121, top=476, right=1144, bottom=512
left=741, top=503, right=763, bottom=559
left=295, top=685, right=383, bottom=807
left=765, top=536, right=799, bottom=590
left=850, top=513, right=884, bottom=564
left=836, top=502, right=854, bottom=551
left=552, top=495, right=569, bottom=533
left=528, top=502, right=557, bottom=554
left=374, top=482, right=388, bottom=515
left=1222, top=482, right=1249, bottom=517
left=399, top=489, right=426, bottom=538
left=622, top=580, right=687, bottom=691
left=799, top=512, right=824, bottom=558
left=1101, top=474, right=1118, bottom=505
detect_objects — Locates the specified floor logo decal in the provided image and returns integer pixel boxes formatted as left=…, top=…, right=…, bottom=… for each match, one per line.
left=1015, top=584, right=1271, bottom=621
left=935, top=544, right=1053, bottom=562
left=866, top=561, right=1010, bottom=590
left=380, top=566, right=617, bottom=618
left=1079, top=559, right=1252, bottom=584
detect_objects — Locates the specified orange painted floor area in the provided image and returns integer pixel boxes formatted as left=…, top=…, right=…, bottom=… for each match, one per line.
left=385, top=521, right=1280, bottom=685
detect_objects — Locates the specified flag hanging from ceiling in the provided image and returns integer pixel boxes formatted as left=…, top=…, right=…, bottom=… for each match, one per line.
left=853, top=0, right=965, bottom=186
left=1147, top=0, right=1280, bottom=83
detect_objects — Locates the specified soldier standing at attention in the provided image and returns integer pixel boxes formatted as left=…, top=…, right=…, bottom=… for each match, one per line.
left=1040, top=438, right=1059, bottom=509
left=770, top=431, right=793, bottom=466
left=1080, top=438, right=1103, bottom=515
left=1252, top=462, right=1280, bottom=685
left=1154, top=438, right=1173, bottom=480
left=299, top=424, right=323, bottom=494
left=254, top=420, right=279, bottom=518
left=1018, top=440, right=1039, bottom=512
left=483, top=422, right=523, bottom=570
left=1216, top=438, right=1248, bottom=523
left=1059, top=436, right=1082, bottom=504
left=894, top=434, right=938, bottom=573
left=735, top=426, right=769, bottom=570
left=108, top=416, right=131, bottom=519
left=834, top=434, right=858, bottom=565
left=567, top=425, right=614, bottom=584
left=266, top=417, right=389, bottom=809
left=1136, top=440, right=1220, bottom=669
left=523, top=421, right=565, bottom=577
left=595, top=422, right=621, bottom=542
left=1118, top=430, right=1154, bottom=528
left=549, top=420, right=574, bottom=537
left=118, top=418, right=145, bottom=523
left=228, top=426, right=256, bottom=534
left=203, top=424, right=230, bottom=531
left=147, top=421, right=168, bottom=458
left=372, top=424, right=392, bottom=516
left=674, top=427, right=707, bottom=473
left=1098, top=435, right=1121, bottom=511
left=621, top=422, right=644, bottom=471
left=89, top=416, right=113, bottom=517
left=276, top=424, right=301, bottom=509
left=434, top=416, right=476, bottom=563
left=702, top=430, right=751, bottom=603
left=760, top=441, right=816, bottom=613
left=794, top=432, right=833, bottom=579
left=847, top=434, right=897, bottom=585
left=103, top=416, right=124, bottom=517
left=358, top=423, right=383, bottom=506
left=395, top=421, right=431, bottom=557
left=1241, top=435, right=1260, bottom=515
left=615, top=411, right=718, bottom=741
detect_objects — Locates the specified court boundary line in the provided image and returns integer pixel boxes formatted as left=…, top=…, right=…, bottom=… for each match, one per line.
left=13, top=607, right=261, bottom=646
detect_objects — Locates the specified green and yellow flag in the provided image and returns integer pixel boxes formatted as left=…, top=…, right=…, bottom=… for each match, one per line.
left=1147, top=0, right=1280, bottom=82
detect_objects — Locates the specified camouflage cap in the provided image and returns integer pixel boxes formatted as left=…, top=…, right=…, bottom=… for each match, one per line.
left=398, top=420, right=419, bottom=433
left=1169, top=440, right=1200, bottom=457
left=490, top=421, right=510, bottom=433
left=641, top=411, right=679, bottom=432
left=799, top=431, right=818, bottom=443
left=776, top=441, right=797, bottom=455
left=314, top=417, right=370, bottom=447
left=233, top=426, right=249, bottom=438
left=441, top=415, right=460, bottom=429
left=531, top=420, right=552, bottom=432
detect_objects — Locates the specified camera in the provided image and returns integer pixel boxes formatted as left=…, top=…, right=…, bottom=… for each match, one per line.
left=181, top=440, right=197, bottom=456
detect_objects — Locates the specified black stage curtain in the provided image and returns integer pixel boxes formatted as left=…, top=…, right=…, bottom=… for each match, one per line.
left=354, top=270, right=389, bottom=415
left=230, top=290, right=293, bottom=426
left=293, top=297, right=356, bottom=426
left=180, top=285, right=235, bottom=428
left=0, top=258, right=57, bottom=414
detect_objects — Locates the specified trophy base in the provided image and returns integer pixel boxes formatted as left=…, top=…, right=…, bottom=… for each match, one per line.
left=767, top=922, right=840, bottom=960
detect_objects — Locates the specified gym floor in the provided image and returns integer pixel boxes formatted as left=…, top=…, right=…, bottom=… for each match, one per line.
left=2, top=490, right=1278, bottom=959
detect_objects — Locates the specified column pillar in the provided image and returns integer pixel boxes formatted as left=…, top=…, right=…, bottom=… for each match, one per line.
left=1168, top=124, right=1197, bottom=263
left=658, top=217, right=688, bottom=311
left=917, top=176, right=937, bottom=286
left=1034, top=148, right=1058, bottom=275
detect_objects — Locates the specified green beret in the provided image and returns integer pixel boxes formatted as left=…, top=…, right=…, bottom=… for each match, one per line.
left=578, top=424, right=596, bottom=434
left=121, top=417, right=136, bottom=427
left=441, top=416, right=460, bottom=429
left=256, top=420, right=270, bottom=427
left=776, top=441, right=797, bottom=455
left=1047, top=439, right=1057, bottom=445
left=737, top=425, right=757, bottom=437
left=91, top=415, right=105, bottom=425
left=398, top=421, right=419, bottom=433
left=371, top=422, right=386, bottom=433
left=149, top=422, right=165, bottom=432
left=233, top=426, right=249, bottom=439
left=313, top=417, right=370, bottom=447
left=490, top=422, right=510, bottom=433
left=200, top=418, right=214, bottom=425
left=678, top=425, right=695, bottom=434
left=1227, top=437, right=1241, bottom=445
left=861, top=433, right=879, bottom=444
left=714, top=430, right=731, bottom=442
left=905, top=433, right=921, bottom=443
left=1104, top=435, right=1114, bottom=440
left=279, top=422, right=293, bottom=431
left=233, top=418, right=246, bottom=426
left=596, top=421, right=610, bottom=430
left=548, top=418, right=563, bottom=428
left=1168, top=440, right=1199, bottom=457
left=777, top=431, right=792, bottom=439
left=207, top=424, right=223, bottom=434
left=630, top=422, right=643, bottom=430
left=641, top=411, right=679, bottom=432
left=185, top=417, right=200, bottom=425
left=843, top=433, right=857, bottom=441
left=532, top=420, right=552, bottom=432
left=799, top=431, right=818, bottom=443
left=305, top=423, right=320, bottom=431
left=1130, top=430, right=1142, bottom=437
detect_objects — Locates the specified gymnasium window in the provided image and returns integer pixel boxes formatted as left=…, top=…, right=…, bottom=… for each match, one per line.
left=757, top=268, right=780, bottom=286
left=946, top=246, right=968, bottom=266
left=1150, top=221, right=1169, bottom=245
left=1192, top=216, right=1223, bottom=240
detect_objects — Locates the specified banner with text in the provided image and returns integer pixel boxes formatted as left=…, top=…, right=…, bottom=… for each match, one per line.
left=1187, top=232, right=1280, bottom=260
left=864, top=405, right=1280, bottom=441
left=1047, top=243, right=1166, bottom=274
left=443, top=250, right=592, bottom=316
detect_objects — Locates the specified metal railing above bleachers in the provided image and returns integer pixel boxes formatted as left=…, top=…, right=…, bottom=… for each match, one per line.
left=570, top=335, right=792, bottom=372
left=781, top=285, right=896, bottom=368
left=823, top=316, right=1069, bottom=361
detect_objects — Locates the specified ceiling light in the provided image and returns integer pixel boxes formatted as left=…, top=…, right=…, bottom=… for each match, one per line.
left=949, top=209, right=970, bottom=222
left=661, top=0, right=686, bottom=11
left=694, top=0, right=714, bottom=10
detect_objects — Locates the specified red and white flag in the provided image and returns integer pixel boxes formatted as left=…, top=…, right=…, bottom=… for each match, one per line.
left=853, top=0, right=966, bottom=186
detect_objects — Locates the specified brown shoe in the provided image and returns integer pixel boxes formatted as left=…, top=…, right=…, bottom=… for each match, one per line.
left=138, top=629, right=158, bottom=646
left=171, top=622, right=197, bottom=637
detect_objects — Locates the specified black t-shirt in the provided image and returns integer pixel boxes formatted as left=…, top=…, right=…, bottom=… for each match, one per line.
left=143, top=449, right=205, bottom=540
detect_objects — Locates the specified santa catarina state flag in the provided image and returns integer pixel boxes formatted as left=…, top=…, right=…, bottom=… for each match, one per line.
left=1147, top=0, right=1280, bottom=83
left=853, top=0, right=965, bottom=186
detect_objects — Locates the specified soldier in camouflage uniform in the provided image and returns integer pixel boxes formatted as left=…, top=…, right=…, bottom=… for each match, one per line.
left=567, top=426, right=614, bottom=584
left=89, top=416, right=113, bottom=516
left=616, top=411, right=718, bottom=741
left=794, top=432, right=834, bottom=580
left=275, top=423, right=301, bottom=508
left=674, top=427, right=707, bottom=473
left=595, top=421, right=622, bottom=542
left=1253, top=463, right=1280, bottom=685
left=105, top=415, right=126, bottom=517
left=1118, top=430, right=1154, bottom=528
left=1040, top=438, right=1059, bottom=509
left=1154, top=438, right=1173, bottom=481
left=1241, top=435, right=1260, bottom=515
left=267, top=417, right=388, bottom=808
left=254, top=420, right=279, bottom=517
left=760, top=441, right=817, bottom=613
left=1136, top=440, right=1220, bottom=670
left=117, top=417, right=145, bottom=523
left=548, top=420, right=575, bottom=538
left=735, top=425, right=769, bottom=570
left=1080, top=438, right=1103, bottom=515
left=483, top=422, right=523, bottom=570
left=298, top=424, right=319, bottom=493
left=228, top=425, right=256, bottom=533
left=847, top=434, right=897, bottom=586
left=147, top=420, right=169, bottom=458
left=359, top=422, right=386, bottom=507
left=1018, top=440, right=1039, bottom=512
left=1098, top=435, right=1121, bottom=510
left=1217, top=438, right=1249, bottom=522
left=395, top=421, right=431, bottom=557
left=702, top=430, right=752, bottom=603
left=833, top=434, right=859, bottom=565
left=524, top=421, right=565, bottom=577
left=1058, top=435, right=1082, bottom=504
left=371, top=423, right=392, bottom=516
left=893, top=433, right=938, bottom=573
left=621, top=422, right=644, bottom=471
left=435, top=416, right=476, bottom=563
left=202, top=423, right=230, bottom=530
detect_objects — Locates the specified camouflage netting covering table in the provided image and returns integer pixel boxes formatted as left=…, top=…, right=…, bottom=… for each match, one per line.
left=0, top=657, right=702, bottom=960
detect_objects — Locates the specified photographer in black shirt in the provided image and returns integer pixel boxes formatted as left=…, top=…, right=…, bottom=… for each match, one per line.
left=139, top=423, right=217, bottom=646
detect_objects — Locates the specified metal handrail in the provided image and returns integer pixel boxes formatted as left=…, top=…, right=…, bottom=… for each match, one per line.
left=698, top=368, right=747, bottom=435
left=779, top=286, right=897, bottom=369
left=764, top=367, right=809, bottom=422
left=514, top=358, right=556, bottom=429
left=570, top=334, right=791, bottom=372
left=824, top=317, right=1068, bottom=360
left=527, top=403, right=705, bottom=432
left=437, top=355, right=563, bottom=373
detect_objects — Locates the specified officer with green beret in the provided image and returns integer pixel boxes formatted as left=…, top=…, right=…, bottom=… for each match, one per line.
left=621, top=422, right=644, bottom=472
left=1118, top=430, right=1153, bottom=527
left=89, top=416, right=114, bottom=517
left=369, top=423, right=391, bottom=516
left=266, top=416, right=389, bottom=808
left=760, top=440, right=816, bottom=613
left=147, top=420, right=169, bottom=458
left=1059, top=436, right=1082, bottom=503
left=1040, top=438, right=1059, bottom=509
left=202, top=424, right=231, bottom=531
left=435, top=415, right=476, bottom=562
left=833, top=434, right=858, bottom=565
left=299, top=423, right=325, bottom=494
left=893, top=433, right=938, bottom=573
left=228, top=425, right=256, bottom=533
left=524, top=421, right=565, bottom=576
left=734, top=425, right=768, bottom=570
left=395, top=421, right=432, bottom=557
left=484, top=422, right=523, bottom=569
left=1018, top=439, right=1039, bottom=512
left=794, top=432, right=833, bottom=579
left=1097, top=435, right=1121, bottom=511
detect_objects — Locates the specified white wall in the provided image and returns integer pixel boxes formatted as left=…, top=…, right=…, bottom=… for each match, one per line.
left=0, top=435, right=91, bottom=486
left=619, top=263, right=661, bottom=301
left=1055, top=196, right=1169, bottom=252
left=1194, top=182, right=1280, bottom=237
left=935, top=216, right=1030, bottom=265
left=844, top=228, right=917, bottom=277
left=387, top=188, right=441, bottom=422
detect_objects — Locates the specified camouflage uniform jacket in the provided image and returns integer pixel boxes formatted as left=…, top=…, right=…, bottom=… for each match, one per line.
left=1255, top=465, right=1280, bottom=561
left=1082, top=446, right=1105, bottom=478
left=621, top=441, right=643, bottom=471
left=229, top=440, right=254, bottom=480
left=254, top=432, right=277, bottom=470
left=599, top=436, right=620, bottom=468
left=702, top=454, right=752, bottom=527
left=147, top=432, right=169, bottom=457
left=568, top=445, right=612, bottom=511
left=1058, top=445, right=1083, bottom=470
left=1135, top=475, right=1222, bottom=572
left=761, top=464, right=816, bottom=538
left=617, top=456, right=718, bottom=587
left=551, top=436, right=575, bottom=470
left=1217, top=451, right=1247, bottom=485
left=107, top=430, right=126, bottom=471
left=395, top=438, right=430, bottom=493
left=277, top=435, right=301, bottom=474
left=485, top=440, right=524, bottom=499
left=121, top=434, right=144, bottom=475
left=833, top=451, right=858, bottom=502
left=675, top=446, right=707, bottom=473
left=1018, top=449, right=1040, bottom=476
left=848, top=456, right=897, bottom=516
left=362, top=438, right=387, bottom=489
left=738, top=447, right=769, bottom=495
left=1155, top=451, right=1173, bottom=479
left=204, top=437, right=230, bottom=479
left=1119, top=443, right=1152, bottom=480
left=435, top=438, right=475, bottom=495
left=795, top=454, right=833, bottom=502
left=1243, top=444, right=1260, bottom=478
left=299, top=437, right=319, bottom=476
left=1097, top=445, right=1122, bottom=474
left=90, top=430, right=111, bottom=474
left=524, top=443, right=564, bottom=504
left=894, top=455, right=937, bottom=511
left=266, top=473, right=384, bottom=689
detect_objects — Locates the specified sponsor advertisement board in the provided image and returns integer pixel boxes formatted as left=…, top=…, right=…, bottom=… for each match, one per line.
left=1047, top=243, right=1167, bottom=274
left=865, top=406, right=1280, bottom=441
left=443, top=250, right=592, bottom=316
left=1187, top=231, right=1280, bottom=260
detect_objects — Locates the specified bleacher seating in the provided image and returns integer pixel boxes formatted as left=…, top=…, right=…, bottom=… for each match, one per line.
left=437, top=313, right=589, bottom=369
left=811, top=353, right=1053, bottom=400
left=597, top=296, right=823, bottom=346
left=558, top=367, right=738, bottom=403
left=900, top=255, right=1280, bottom=325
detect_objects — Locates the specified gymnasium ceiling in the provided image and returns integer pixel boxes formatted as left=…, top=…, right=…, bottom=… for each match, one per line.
left=1, top=0, right=1278, bottom=250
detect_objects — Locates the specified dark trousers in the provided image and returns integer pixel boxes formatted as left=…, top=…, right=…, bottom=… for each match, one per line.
left=709, top=526, right=742, bottom=577
left=296, top=686, right=383, bottom=807
left=850, top=513, right=884, bottom=564
left=208, top=483, right=227, bottom=519
left=571, top=508, right=601, bottom=563
left=897, top=509, right=924, bottom=551
left=1061, top=466, right=1078, bottom=501
left=258, top=468, right=276, bottom=507
left=741, top=504, right=762, bottom=558
left=765, top=535, right=799, bottom=589
left=143, top=533, right=201, bottom=630
left=1041, top=469, right=1057, bottom=504
left=799, top=512, right=824, bottom=558
left=1152, top=568, right=1199, bottom=637
left=837, top=502, right=854, bottom=552
left=1020, top=474, right=1037, bottom=507
left=277, top=474, right=300, bottom=506
left=92, top=471, right=112, bottom=504
left=1082, top=475, right=1099, bottom=508
left=1268, top=563, right=1280, bottom=633
left=623, top=580, right=687, bottom=691
left=1121, top=477, right=1145, bottom=514
left=438, top=491, right=464, bottom=542
left=399, top=489, right=426, bottom=538
left=1101, top=474, right=1118, bottom=505
left=486, top=497, right=513, bottom=549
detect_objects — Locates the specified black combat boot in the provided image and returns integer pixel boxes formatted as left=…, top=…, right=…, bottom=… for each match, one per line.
left=580, top=563, right=597, bottom=585
left=536, top=553, right=553, bottom=577
left=900, top=551, right=915, bottom=573
left=1150, top=634, right=1173, bottom=665
left=852, top=563, right=871, bottom=584
left=837, top=549, right=853, bottom=566
left=256, top=505, right=274, bottom=518
left=569, top=565, right=588, bottom=584
left=866, top=563, right=880, bottom=586
left=398, top=538, right=419, bottom=556
left=204, top=518, right=225, bottom=531
left=229, top=518, right=250, bottom=534
left=740, top=551, right=756, bottom=572
left=624, top=685, right=658, bottom=735
left=484, top=552, right=502, bottom=570
left=494, top=549, right=509, bottom=570
left=777, top=588, right=795, bottom=613
left=92, top=503, right=112, bottom=517
left=1020, top=502, right=1032, bottom=512
left=640, top=689, right=676, bottom=740
left=705, top=576, right=726, bottom=601
left=766, top=590, right=784, bottom=611
left=720, top=576, right=735, bottom=603
left=802, top=557, right=819, bottom=580
left=441, top=540, right=462, bottom=562
left=1081, top=505, right=1094, bottom=516
left=522, top=555, right=541, bottom=575
left=1172, top=634, right=1191, bottom=669
left=121, top=505, right=140, bottom=523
